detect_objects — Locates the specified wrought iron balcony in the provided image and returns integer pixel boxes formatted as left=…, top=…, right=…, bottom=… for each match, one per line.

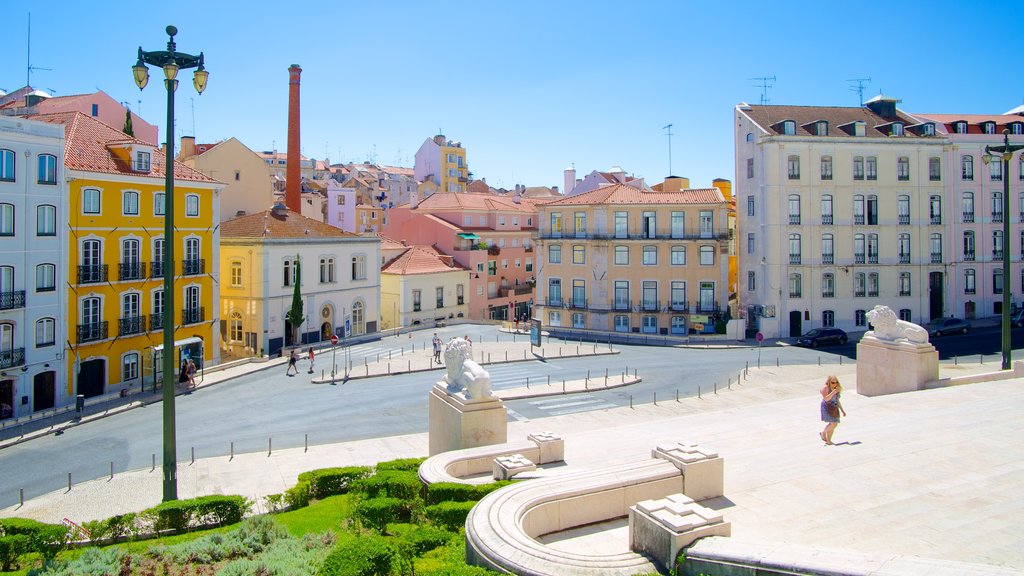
left=182, top=306, right=205, bottom=325
left=695, top=302, right=720, bottom=313
left=931, top=216, right=942, bottom=225
left=789, top=254, right=801, bottom=265
left=118, top=315, right=146, bottom=336
left=993, top=249, right=1004, bottom=259
left=789, top=290, right=802, bottom=298
left=821, top=215, right=833, bottom=225
left=962, top=212, right=974, bottom=223
left=788, top=215, right=801, bottom=225
left=931, top=252, right=943, bottom=263
left=899, top=289, right=911, bottom=297
left=900, top=254, right=911, bottom=264
left=992, top=213, right=1004, bottom=223
left=77, top=321, right=108, bottom=343
left=822, top=290, right=835, bottom=298
left=150, top=261, right=164, bottom=278
left=899, top=215, right=911, bottom=225
left=118, top=261, right=146, bottom=281
left=182, top=259, right=206, bottom=276
left=669, top=301, right=689, bottom=312
left=150, top=313, right=164, bottom=331
left=854, top=215, right=865, bottom=225
left=0, top=290, right=25, bottom=310
left=868, top=255, right=878, bottom=264
left=613, top=300, right=631, bottom=311
left=639, top=300, right=659, bottom=312
left=0, top=347, right=25, bottom=369
left=964, top=251, right=975, bottom=262
left=77, top=264, right=108, bottom=284
left=854, top=255, right=865, bottom=264
left=568, top=298, right=588, bottom=310
left=855, top=290, right=866, bottom=298
left=822, top=254, right=834, bottom=265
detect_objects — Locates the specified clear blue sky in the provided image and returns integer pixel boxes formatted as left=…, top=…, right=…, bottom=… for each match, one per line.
left=3, top=1, right=1022, bottom=190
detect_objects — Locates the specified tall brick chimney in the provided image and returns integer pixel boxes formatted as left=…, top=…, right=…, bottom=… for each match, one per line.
left=286, top=64, right=302, bottom=212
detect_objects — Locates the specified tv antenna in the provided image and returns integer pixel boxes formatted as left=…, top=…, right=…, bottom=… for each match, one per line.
left=26, top=13, right=53, bottom=86
left=662, top=124, right=674, bottom=177
left=190, top=97, right=196, bottom=137
left=750, top=76, right=776, bottom=105
left=847, top=77, right=871, bottom=106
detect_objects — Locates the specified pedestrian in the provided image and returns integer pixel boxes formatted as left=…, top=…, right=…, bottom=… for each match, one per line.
left=187, top=359, right=197, bottom=388
left=286, top=349, right=299, bottom=376
left=464, top=334, right=472, bottom=346
left=432, top=333, right=442, bottom=363
left=178, top=359, right=190, bottom=386
left=307, top=347, right=315, bottom=374
left=820, top=375, right=846, bottom=445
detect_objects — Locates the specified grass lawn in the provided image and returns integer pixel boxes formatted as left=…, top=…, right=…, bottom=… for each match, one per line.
left=273, top=494, right=352, bottom=537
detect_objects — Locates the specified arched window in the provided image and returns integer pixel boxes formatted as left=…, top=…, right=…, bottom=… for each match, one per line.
left=122, top=190, right=139, bottom=215
left=788, top=194, right=801, bottom=225
left=854, top=233, right=866, bottom=263
left=36, top=263, right=55, bottom=292
left=80, top=239, right=103, bottom=283
left=35, top=317, right=55, bottom=347
left=963, top=231, right=975, bottom=261
left=930, top=233, right=943, bottom=263
left=0, top=149, right=14, bottom=181
left=36, top=205, right=56, bottom=236
left=822, top=310, right=835, bottom=327
left=352, top=301, right=365, bottom=336
left=229, top=311, right=243, bottom=343
left=822, top=273, right=835, bottom=298
left=788, top=234, right=801, bottom=264
left=121, top=238, right=141, bottom=280
left=37, top=154, right=57, bottom=184
left=0, top=203, right=13, bottom=236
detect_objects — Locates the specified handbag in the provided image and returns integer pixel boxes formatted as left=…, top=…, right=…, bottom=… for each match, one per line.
left=826, top=401, right=839, bottom=418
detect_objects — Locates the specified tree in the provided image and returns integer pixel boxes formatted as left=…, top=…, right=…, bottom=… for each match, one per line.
left=123, top=108, right=134, bottom=137
left=285, top=255, right=304, bottom=344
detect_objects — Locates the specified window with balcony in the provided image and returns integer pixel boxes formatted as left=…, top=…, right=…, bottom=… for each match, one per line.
left=991, top=192, right=1003, bottom=223
left=897, top=156, right=910, bottom=181
left=866, top=156, right=877, bottom=180
left=963, top=231, right=975, bottom=261
left=867, top=195, right=878, bottom=225
left=867, top=234, right=879, bottom=264
left=572, top=279, right=586, bottom=309
left=787, top=155, right=800, bottom=179
left=670, top=211, right=685, bottom=238
left=899, top=233, right=911, bottom=263
left=964, top=268, right=976, bottom=294
left=642, top=211, right=657, bottom=239
left=788, top=194, right=800, bottom=225
left=930, top=233, right=943, bottom=263
left=547, top=278, right=561, bottom=307
left=821, top=234, right=834, bottom=264
left=820, top=156, right=832, bottom=180
left=614, top=280, right=630, bottom=311
left=120, top=238, right=143, bottom=281
left=573, top=212, right=587, bottom=238
left=867, top=272, right=879, bottom=297
left=899, top=272, right=911, bottom=297
left=747, top=271, right=756, bottom=291
left=789, top=234, right=801, bottom=265
left=854, top=272, right=866, bottom=297
left=854, top=234, right=865, bottom=264
left=550, top=212, right=563, bottom=237
left=962, top=155, right=974, bottom=180
left=820, top=194, right=833, bottom=225
left=699, top=282, right=716, bottom=312
left=0, top=267, right=18, bottom=311
left=120, top=292, right=144, bottom=336
left=670, top=281, right=686, bottom=311
left=789, top=273, right=802, bottom=298
left=929, top=157, right=941, bottom=181
left=572, top=245, right=585, bottom=264
left=895, top=195, right=910, bottom=225
left=962, top=192, right=974, bottom=222
left=38, top=154, right=57, bottom=184
left=36, top=204, right=56, bottom=236
left=994, top=269, right=1003, bottom=295
left=79, top=296, right=105, bottom=342
left=990, top=158, right=1003, bottom=181
left=993, top=230, right=1004, bottom=259
left=642, top=245, right=657, bottom=265
left=183, top=237, right=202, bottom=276
left=930, top=196, right=942, bottom=225
left=671, top=246, right=686, bottom=265
left=79, top=239, right=105, bottom=283
left=853, top=195, right=865, bottom=225
left=614, top=211, right=628, bottom=238
left=853, top=156, right=864, bottom=180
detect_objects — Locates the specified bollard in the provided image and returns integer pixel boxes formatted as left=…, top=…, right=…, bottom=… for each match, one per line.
left=818, top=357, right=821, bottom=366
left=408, top=360, right=411, bottom=372
left=654, top=392, right=657, bottom=406
left=19, top=488, right=23, bottom=507
left=559, top=347, right=562, bottom=357
left=728, top=377, right=731, bottom=390
left=230, top=442, right=234, bottom=460
left=191, top=447, right=195, bottom=465
left=268, top=437, right=272, bottom=456
left=676, top=389, right=679, bottom=402
left=979, top=354, right=983, bottom=365
left=68, top=473, right=71, bottom=492
left=547, top=375, right=551, bottom=386
left=562, top=380, right=566, bottom=393
left=714, top=382, right=717, bottom=395
left=634, top=369, right=637, bottom=378
left=698, top=385, right=701, bottom=399
left=389, top=350, right=393, bottom=360
left=388, top=363, right=391, bottom=375
left=738, top=371, right=742, bottom=386
left=955, top=355, right=958, bottom=366
left=152, top=453, right=156, bottom=471
left=305, top=433, right=308, bottom=452
left=322, top=369, right=324, bottom=380
left=524, top=350, right=527, bottom=359
left=577, top=345, right=580, bottom=355
left=110, top=461, right=114, bottom=480
left=745, top=361, right=748, bottom=371
left=757, top=357, right=760, bottom=369
left=776, top=357, right=779, bottom=367
left=527, top=377, right=530, bottom=389
left=840, top=356, right=843, bottom=365
left=622, top=372, right=625, bottom=382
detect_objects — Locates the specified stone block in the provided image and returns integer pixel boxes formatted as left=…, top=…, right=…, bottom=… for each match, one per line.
left=527, top=431, right=565, bottom=464
left=428, top=384, right=507, bottom=456
left=629, top=493, right=731, bottom=572
left=652, top=442, right=724, bottom=501
left=492, top=453, right=536, bottom=481
left=856, top=335, right=939, bottom=396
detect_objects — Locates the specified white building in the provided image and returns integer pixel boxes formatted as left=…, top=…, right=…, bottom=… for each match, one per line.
left=0, top=117, right=68, bottom=418
left=325, top=180, right=357, bottom=233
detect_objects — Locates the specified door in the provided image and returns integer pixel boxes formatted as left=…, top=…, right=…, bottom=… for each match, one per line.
left=789, top=310, right=802, bottom=337
left=929, top=271, right=944, bottom=320
left=78, top=358, right=106, bottom=398
left=33, top=371, right=55, bottom=411
left=0, top=379, right=13, bottom=420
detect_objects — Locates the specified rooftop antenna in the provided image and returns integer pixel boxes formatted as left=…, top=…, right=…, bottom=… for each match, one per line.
left=847, top=77, right=871, bottom=106
left=190, top=97, right=196, bottom=137
left=26, top=13, right=53, bottom=86
left=750, top=76, right=776, bottom=105
left=662, top=123, right=674, bottom=177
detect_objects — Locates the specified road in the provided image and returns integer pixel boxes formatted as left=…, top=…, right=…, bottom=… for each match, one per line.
left=1, top=323, right=1020, bottom=509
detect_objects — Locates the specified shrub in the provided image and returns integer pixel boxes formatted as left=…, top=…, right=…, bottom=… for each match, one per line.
left=353, top=470, right=422, bottom=501
left=0, top=517, right=69, bottom=561
left=374, top=457, right=426, bottom=472
left=424, top=481, right=512, bottom=506
left=0, top=534, right=30, bottom=571
left=396, top=524, right=454, bottom=556
left=424, top=501, right=476, bottom=532
left=285, top=480, right=313, bottom=510
left=415, top=540, right=497, bottom=575
left=317, top=533, right=393, bottom=576
left=298, top=466, right=371, bottom=500
left=30, top=545, right=129, bottom=575
left=144, top=494, right=251, bottom=533
left=263, top=493, right=286, bottom=513
left=354, top=497, right=408, bottom=532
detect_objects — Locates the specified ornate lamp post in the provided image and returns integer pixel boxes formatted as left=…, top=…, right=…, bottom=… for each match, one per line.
left=132, top=25, right=208, bottom=502
left=982, top=129, right=1023, bottom=371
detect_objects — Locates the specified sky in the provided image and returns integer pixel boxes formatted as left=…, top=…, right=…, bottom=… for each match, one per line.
left=3, top=1, right=1023, bottom=191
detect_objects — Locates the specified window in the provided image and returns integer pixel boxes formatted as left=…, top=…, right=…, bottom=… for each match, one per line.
left=855, top=309, right=866, bottom=327
left=962, top=232, right=976, bottom=263
left=548, top=278, right=562, bottom=306
left=498, top=216, right=506, bottom=226
left=351, top=255, right=366, bottom=280
left=37, top=154, right=57, bottom=184
left=699, top=282, right=715, bottom=312
left=548, top=244, right=561, bottom=264
left=747, top=271, right=756, bottom=291
left=642, top=211, right=657, bottom=238
left=525, top=258, right=533, bottom=272
left=671, top=246, right=686, bottom=265
left=185, top=194, right=199, bottom=217
left=572, top=245, right=585, bottom=264
left=572, top=279, right=586, bottom=308
left=747, top=233, right=755, bottom=254
left=964, top=269, right=976, bottom=294
left=993, top=230, right=1004, bottom=259
left=699, top=211, right=713, bottom=238
left=821, top=234, right=834, bottom=264
left=35, top=317, right=55, bottom=347
left=573, top=212, right=587, bottom=238
left=899, top=272, right=911, bottom=297
left=983, top=122, right=996, bottom=135
left=670, top=281, right=686, bottom=310
left=781, top=121, right=795, bottom=135
left=747, top=196, right=755, bottom=217
left=891, top=123, right=904, bottom=137
left=746, top=158, right=754, bottom=178
left=614, top=315, right=630, bottom=332
left=230, top=261, right=242, bottom=287
left=853, top=195, right=865, bottom=225
left=123, top=190, right=139, bottom=215
left=816, top=121, right=829, bottom=136
left=515, top=258, right=521, bottom=268
left=867, top=272, right=879, bottom=297
left=930, top=233, right=943, bottom=263
left=854, top=272, right=866, bottom=297
left=229, top=311, right=243, bottom=342
left=122, top=292, right=140, bottom=320
left=119, top=352, right=139, bottom=381
left=789, top=273, right=802, bottom=298
left=930, top=195, right=942, bottom=225
left=614, top=212, right=628, bottom=238
left=134, top=151, right=151, bottom=172
left=283, top=259, right=295, bottom=287
left=550, top=212, right=563, bottom=237
left=787, top=155, right=800, bottom=179
left=994, top=269, right=1003, bottom=295
left=234, top=170, right=241, bottom=181
left=436, top=286, right=444, bottom=309
left=822, top=273, right=835, bottom=298
left=853, top=156, right=864, bottom=180
left=512, top=216, right=519, bottom=226
left=854, top=233, right=866, bottom=263
left=866, top=156, right=877, bottom=180
left=962, top=192, right=974, bottom=222
left=898, top=195, right=910, bottom=225
left=36, top=263, right=55, bottom=291
left=614, top=245, right=629, bottom=265
left=154, top=192, right=165, bottom=216
left=899, top=233, right=911, bottom=263
left=320, top=257, right=335, bottom=283
left=822, top=310, right=835, bottom=327
left=867, top=195, right=878, bottom=225
left=0, top=149, right=14, bottom=181
left=821, top=195, right=833, bottom=225
left=501, top=258, right=508, bottom=269
left=897, top=157, right=910, bottom=181
left=457, top=284, right=464, bottom=305
left=81, top=296, right=101, bottom=331
left=642, top=281, right=658, bottom=311
left=0, top=204, right=13, bottom=236
left=991, top=192, right=1003, bottom=223
left=670, top=212, right=685, bottom=238
left=152, top=238, right=164, bottom=278
left=642, top=245, right=657, bottom=265
left=33, top=204, right=55, bottom=237
left=820, top=156, right=832, bottom=180
left=990, top=160, right=1003, bottom=181
left=789, top=233, right=801, bottom=264
left=83, top=189, right=100, bottom=214
left=788, top=194, right=801, bottom=225
left=929, top=157, right=941, bottom=181
left=699, top=246, right=714, bottom=265
left=867, top=234, right=878, bottom=264
left=962, top=155, right=974, bottom=180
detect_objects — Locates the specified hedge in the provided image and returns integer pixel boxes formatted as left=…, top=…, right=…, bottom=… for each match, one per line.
left=354, top=497, right=410, bottom=532
left=0, top=517, right=69, bottom=561
left=145, top=494, right=251, bottom=533
left=424, top=501, right=477, bottom=532
left=298, top=466, right=371, bottom=500
left=424, top=481, right=512, bottom=506
left=374, top=457, right=426, bottom=472
left=0, top=534, right=30, bottom=571
left=317, top=533, right=393, bottom=576
left=352, top=470, right=422, bottom=501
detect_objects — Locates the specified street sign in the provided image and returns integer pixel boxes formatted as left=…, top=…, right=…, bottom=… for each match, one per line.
left=331, top=334, right=339, bottom=346
left=755, top=332, right=764, bottom=343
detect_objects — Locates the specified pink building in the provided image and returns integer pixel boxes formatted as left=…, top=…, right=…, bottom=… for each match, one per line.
left=1, top=88, right=158, bottom=145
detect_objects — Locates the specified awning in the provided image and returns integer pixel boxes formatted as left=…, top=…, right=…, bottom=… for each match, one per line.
left=457, top=233, right=480, bottom=240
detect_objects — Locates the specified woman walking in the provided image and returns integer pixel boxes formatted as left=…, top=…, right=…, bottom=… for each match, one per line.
left=820, top=375, right=846, bottom=445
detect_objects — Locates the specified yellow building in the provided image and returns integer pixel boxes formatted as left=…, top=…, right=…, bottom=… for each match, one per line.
left=712, top=178, right=737, bottom=313
left=414, top=134, right=469, bottom=194
left=35, top=112, right=221, bottom=397
left=380, top=244, right=470, bottom=331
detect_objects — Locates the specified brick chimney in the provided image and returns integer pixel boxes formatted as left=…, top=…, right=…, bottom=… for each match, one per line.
left=286, top=64, right=302, bottom=212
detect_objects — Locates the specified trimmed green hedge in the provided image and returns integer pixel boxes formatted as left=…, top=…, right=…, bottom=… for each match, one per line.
left=424, top=481, right=512, bottom=506
left=353, top=470, right=422, bottom=501
left=424, top=501, right=476, bottom=532
left=375, top=457, right=426, bottom=472
left=354, top=497, right=410, bottom=532
left=0, top=517, right=69, bottom=562
left=298, top=466, right=372, bottom=500
left=317, top=533, right=393, bottom=576
left=386, top=523, right=454, bottom=556
left=145, top=494, right=251, bottom=533
left=0, top=534, right=30, bottom=571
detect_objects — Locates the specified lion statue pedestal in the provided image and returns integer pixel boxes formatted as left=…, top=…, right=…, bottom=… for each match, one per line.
left=856, top=305, right=939, bottom=397
left=428, top=338, right=507, bottom=456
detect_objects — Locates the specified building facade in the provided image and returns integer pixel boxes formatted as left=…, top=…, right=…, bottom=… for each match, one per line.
left=534, top=182, right=730, bottom=335
left=414, top=134, right=469, bottom=194
left=0, top=117, right=68, bottom=419
left=380, top=245, right=470, bottom=331
left=180, top=136, right=275, bottom=221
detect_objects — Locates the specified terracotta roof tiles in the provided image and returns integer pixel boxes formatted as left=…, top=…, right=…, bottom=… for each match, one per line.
left=381, top=245, right=467, bottom=275
left=413, top=192, right=551, bottom=212
left=544, top=182, right=724, bottom=206
left=222, top=208, right=361, bottom=239
left=740, top=104, right=925, bottom=138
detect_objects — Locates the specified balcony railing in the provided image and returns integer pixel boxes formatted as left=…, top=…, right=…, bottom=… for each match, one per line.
left=498, top=285, right=533, bottom=298
left=568, top=299, right=588, bottom=310
left=992, top=213, right=1004, bottom=223
left=899, top=289, right=911, bottom=297
left=537, top=231, right=730, bottom=242
left=867, top=290, right=879, bottom=298
left=789, top=254, right=801, bottom=265
left=77, top=264, right=108, bottom=284
left=964, top=251, right=975, bottom=261
left=695, top=302, right=720, bottom=313
left=822, top=254, right=834, bottom=264
left=963, top=212, right=974, bottom=223
left=899, top=254, right=911, bottom=264
left=118, top=261, right=146, bottom=281
left=855, top=255, right=866, bottom=264
left=931, top=216, right=942, bottom=225
left=77, top=321, right=108, bottom=343
left=822, top=290, right=835, bottom=298
left=0, top=290, right=25, bottom=310
left=150, top=261, right=164, bottom=278
left=931, top=252, right=943, bottom=263
left=0, top=347, right=25, bottom=369
left=150, top=313, right=164, bottom=331
left=118, top=315, right=146, bottom=336
left=993, top=249, right=1004, bottom=259
left=182, top=306, right=205, bottom=325
left=669, top=302, right=689, bottom=312
left=965, top=287, right=976, bottom=295
left=868, top=255, right=878, bottom=264
left=855, top=290, right=866, bottom=298
left=639, top=300, right=659, bottom=312
left=899, top=215, right=910, bottom=225
left=854, top=215, right=865, bottom=225
left=789, top=290, right=802, bottom=298
left=788, top=215, right=800, bottom=225
left=821, top=215, right=833, bottom=225
left=182, top=259, right=206, bottom=276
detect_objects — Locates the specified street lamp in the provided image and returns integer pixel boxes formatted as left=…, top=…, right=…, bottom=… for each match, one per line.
left=132, top=25, right=208, bottom=502
left=982, top=129, right=1023, bottom=371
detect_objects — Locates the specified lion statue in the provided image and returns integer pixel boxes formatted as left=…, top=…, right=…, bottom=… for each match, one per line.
left=865, top=305, right=929, bottom=344
left=442, top=337, right=493, bottom=401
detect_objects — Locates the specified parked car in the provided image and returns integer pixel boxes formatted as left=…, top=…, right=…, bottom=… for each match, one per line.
left=1011, top=307, right=1024, bottom=328
left=795, top=327, right=848, bottom=348
left=927, top=317, right=971, bottom=337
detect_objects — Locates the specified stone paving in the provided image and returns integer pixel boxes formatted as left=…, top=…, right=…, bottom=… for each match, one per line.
left=1, top=342, right=1022, bottom=573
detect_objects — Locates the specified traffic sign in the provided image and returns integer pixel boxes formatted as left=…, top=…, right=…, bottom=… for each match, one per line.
left=755, top=332, right=764, bottom=343
left=331, top=334, right=339, bottom=346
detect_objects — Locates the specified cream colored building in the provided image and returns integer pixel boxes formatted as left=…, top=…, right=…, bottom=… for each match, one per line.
left=180, top=136, right=275, bottom=221
left=534, top=182, right=730, bottom=335
left=735, top=96, right=949, bottom=338
left=380, top=245, right=470, bottom=331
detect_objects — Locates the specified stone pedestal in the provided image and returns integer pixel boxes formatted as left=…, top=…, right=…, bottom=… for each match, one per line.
left=527, top=431, right=564, bottom=464
left=856, top=336, right=938, bottom=397
left=428, top=383, right=507, bottom=456
left=652, top=442, right=724, bottom=501
left=629, top=493, right=731, bottom=572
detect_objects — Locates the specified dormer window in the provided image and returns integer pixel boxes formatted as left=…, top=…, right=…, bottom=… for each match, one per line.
left=781, top=120, right=795, bottom=135
left=983, top=122, right=996, bottom=135
left=135, top=151, right=151, bottom=173
left=1011, top=122, right=1023, bottom=135
left=839, top=121, right=867, bottom=137
left=891, top=123, right=904, bottom=137
left=922, top=123, right=935, bottom=136
left=955, top=122, right=968, bottom=134
left=816, top=121, right=828, bottom=136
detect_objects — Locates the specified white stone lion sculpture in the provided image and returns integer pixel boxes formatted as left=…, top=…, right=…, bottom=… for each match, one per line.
left=442, top=338, right=493, bottom=401
left=865, top=305, right=929, bottom=344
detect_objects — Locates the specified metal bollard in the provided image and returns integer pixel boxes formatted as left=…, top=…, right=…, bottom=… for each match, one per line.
left=577, top=345, right=580, bottom=355
left=505, top=351, right=508, bottom=362
left=230, top=442, right=234, bottom=460
left=547, top=375, right=551, bottom=386
left=757, top=357, right=760, bottom=369
left=979, top=354, right=983, bottom=365
left=630, top=395, right=633, bottom=409
left=524, top=350, right=527, bottom=359
left=408, top=360, right=411, bottom=372
left=634, top=369, right=637, bottom=378
left=152, top=453, right=156, bottom=471
left=19, top=488, right=23, bottom=507
left=714, top=382, right=718, bottom=395
left=840, top=356, right=843, bottom=365
left=698, top=385, right=701, bottom=399
left=562, top=380, right=566, bottom=393
left=526, top=378, right=530, bottom=389
left=955, top=355, right=958, bottom=365
left=776, top=357, right=779, bottom=367
left=305, top=434, right=308, bottom=452
left=388, top=363, right=391, bottom=375
left=654, top=392, right=657, bottom=405
left=676, top=389, right=679, bottom=402
left=268, top=437, right=272, bottom=456
left=110, top=461, right=114, bottom=480
left=191, top=447, right=195, bottom=465
left=68, top=473, right=71, bottom=492
left=728, top=377, right=732, bottom=390
left=587, top=370, right=591, bottom=380
left=818, top=357, right=821, bottom=366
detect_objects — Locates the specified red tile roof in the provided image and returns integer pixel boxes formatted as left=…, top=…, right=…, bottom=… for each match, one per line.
left=222, top=208, right=361, bottom=239
left=544, top=182, right=725, bottom=206
left=381, top=245, right=467, bottom=275
left=740, top=105, right=925, bottom=138
left=413, top=192, right=551, bottom=212
left=30, top=111, right=215, bottom=183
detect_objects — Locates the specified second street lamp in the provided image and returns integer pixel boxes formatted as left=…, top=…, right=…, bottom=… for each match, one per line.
left=132, top=25, right=208, bottom=502
left=982, top=128, right=1023, bottom=371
